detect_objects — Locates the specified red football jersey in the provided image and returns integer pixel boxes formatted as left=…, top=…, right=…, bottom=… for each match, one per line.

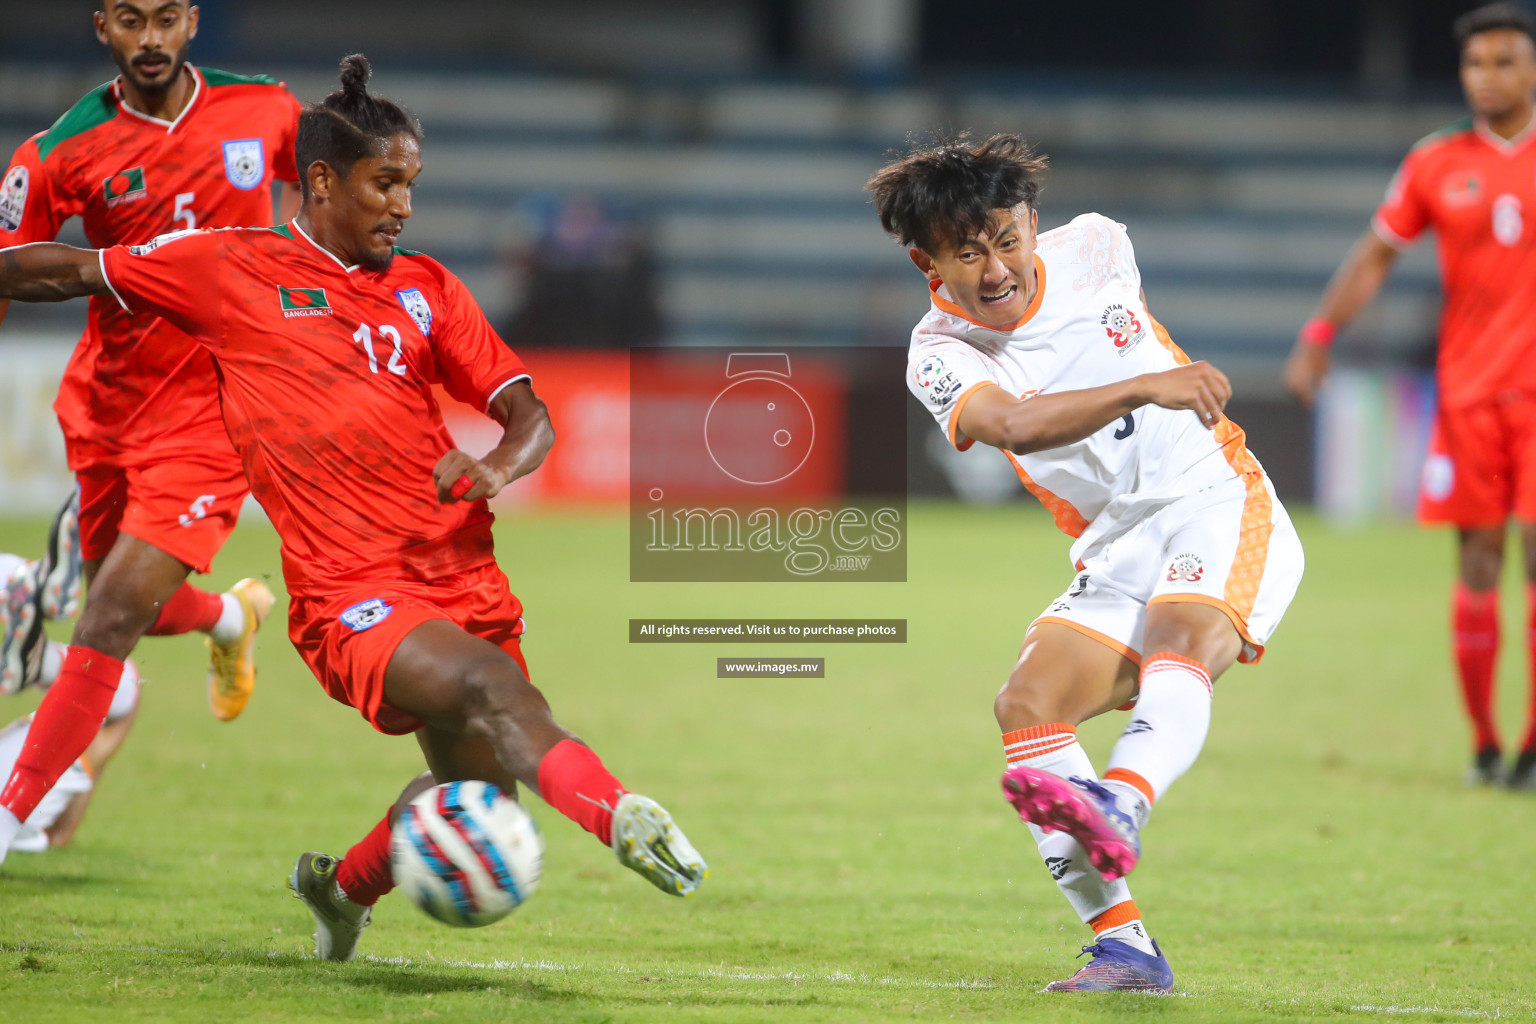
left=1374, top=117, right=1536, bottom=410
left=99, top=223, right=531, bottom=596
left=0, top=65, right=301, bottom=462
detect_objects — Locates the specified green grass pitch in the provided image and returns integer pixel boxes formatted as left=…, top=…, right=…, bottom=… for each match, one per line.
left=0, top=503, right=1533, bottom=1022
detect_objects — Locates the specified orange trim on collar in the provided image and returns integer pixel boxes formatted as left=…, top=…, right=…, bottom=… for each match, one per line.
left=928, top=253, right=1047, bottom=331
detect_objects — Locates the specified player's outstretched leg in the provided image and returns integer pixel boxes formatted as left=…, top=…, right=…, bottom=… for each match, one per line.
left=0, top=537, right=194, bottom=863
left=995, top=625, right=1170, bottom=987
left=204, top=578, right=275, bottom=721
left=289, top=776, right=432, bottom=962
left=290, top=851, right=375, bottom=961
left=1, top=492, right=87, bottom=694
left=1002, top=768, right=1141, bottom=880
left=1, top=558, right=47, bottom=694
left=39, top=488, right=83, bottom=621
left=386, top=621, right=707, bottom=897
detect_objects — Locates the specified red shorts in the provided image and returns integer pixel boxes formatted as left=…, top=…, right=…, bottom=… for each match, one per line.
left=74, top=446, right=249, bottom=574
left=287, top=562, right=528, bottom=736
left=1418, top=392, right=1536, bottom=527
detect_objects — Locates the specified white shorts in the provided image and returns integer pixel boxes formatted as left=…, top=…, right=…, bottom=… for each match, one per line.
left=1031, top=474, right=1304, bottom=666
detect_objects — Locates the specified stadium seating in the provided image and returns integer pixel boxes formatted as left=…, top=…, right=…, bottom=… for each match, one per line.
left=0, top=63, right=1456, bottom=390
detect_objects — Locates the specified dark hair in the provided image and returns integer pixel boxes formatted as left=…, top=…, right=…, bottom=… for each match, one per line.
left=1454, top=2, right=1536, bottom=47
left=293, top=54, right=422, bottom=197
left=866, top=133, right=1047, bottom=253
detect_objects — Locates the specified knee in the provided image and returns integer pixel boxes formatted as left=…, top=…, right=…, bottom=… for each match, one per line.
left=389, top=771, right=437, bottom=825
left=72, top=589, right=156, bottom=656
left=1460, top=530, right=1505, bottom=590
left=455, top=655, right=535, bottom=731
left=994, top=674, right=1060, bottom=730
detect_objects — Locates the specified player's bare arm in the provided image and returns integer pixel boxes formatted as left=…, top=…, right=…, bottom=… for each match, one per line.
left=1284, top=228, right=1400, bottom=405
left=433, top=381, right=555, bottom=504
left=0, top=243, right=107, bottom=302
left=958, top=361, right=1232, bottom=455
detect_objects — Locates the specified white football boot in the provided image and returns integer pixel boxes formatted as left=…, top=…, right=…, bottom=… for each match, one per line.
left=289, top=851, right=372, bottom=961
left=611, top=793, right=707, bottom=896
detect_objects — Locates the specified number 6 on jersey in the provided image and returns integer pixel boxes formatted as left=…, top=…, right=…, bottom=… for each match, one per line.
left=353, top=322, right=407, bottom=376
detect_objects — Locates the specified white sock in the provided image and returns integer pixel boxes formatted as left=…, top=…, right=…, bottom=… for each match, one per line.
left=1105, top=652, right=1213, bottom=804
left=0, top=806, right=20, bottom=865
left=38, top=641, right=65, bottom=687
left=1098, top=919, right=1157, bottom=954
left=209, top=593, right=245, bottom=646
left=1004, top=724, right=1135, bottom=927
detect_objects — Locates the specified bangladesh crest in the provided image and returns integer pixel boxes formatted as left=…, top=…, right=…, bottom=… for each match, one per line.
left=396, top=287, right=433, bottom=337
left=222, top=138, right=264, bottom=191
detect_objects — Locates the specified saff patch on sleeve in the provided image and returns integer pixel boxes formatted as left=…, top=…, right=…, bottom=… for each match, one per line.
left=395, top=287, right=432, bottom=337
left=0, top=165, right=28, bottom=231
left=340, top=599, right=393, bottom=632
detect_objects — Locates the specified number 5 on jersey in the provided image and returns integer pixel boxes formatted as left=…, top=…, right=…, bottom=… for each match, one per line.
left=353, top=322, right=407, bottom=376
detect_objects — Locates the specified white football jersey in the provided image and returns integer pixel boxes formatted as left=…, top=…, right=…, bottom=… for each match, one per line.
left=907, top=212, right=1264, bottom=568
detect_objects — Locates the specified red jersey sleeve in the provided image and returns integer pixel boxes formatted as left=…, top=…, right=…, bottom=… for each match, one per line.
left=0, top=135, right=71, bottom=247
left=1373, top=148, right=1430, bottom=249
left=99, top=229, right=222, bottom=342
left=430, top=268, right=531, bottom=411
left=270, top=89, right=303, bottom=185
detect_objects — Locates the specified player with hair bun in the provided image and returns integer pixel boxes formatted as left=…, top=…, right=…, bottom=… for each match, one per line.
left=871, top=133, right=1304, bottom=992
left=0, top=54, right=707, bottom=961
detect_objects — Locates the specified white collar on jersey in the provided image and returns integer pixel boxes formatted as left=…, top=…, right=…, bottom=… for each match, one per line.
left=114, top=64, right=204, bottom=132
left=1474, top=111, right=1536, bottom=153
left=290, top=218, right=361, bottom=273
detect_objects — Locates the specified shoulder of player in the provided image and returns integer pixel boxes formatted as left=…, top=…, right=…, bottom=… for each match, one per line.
left=387, top=246, right=456, bottom=285
left=1406, top=117, right=1476, bottom=158
left=908, top=319, right=990, bottom=363
left=33, top=80, right=119, bottom=162
left=1037, top=211, right=1131, bottom=255
left=195, top=65, right=285, bottom=91
left=195, top=66, right=299, bottom=112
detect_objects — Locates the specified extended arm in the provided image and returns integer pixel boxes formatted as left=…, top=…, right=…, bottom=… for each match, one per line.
left=1283, top=229, right=1401, bottom=405
left=0, top=243, right=108, bottom=302
left=958, top=361, right=1232, bottom=456
left=432, top=381, right=556, bottom=503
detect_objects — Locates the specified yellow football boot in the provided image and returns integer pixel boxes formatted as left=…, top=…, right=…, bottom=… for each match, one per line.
left=207, top=577, right=274, bottom=721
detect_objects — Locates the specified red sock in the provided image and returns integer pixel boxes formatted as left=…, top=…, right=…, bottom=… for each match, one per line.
left=536, top=739, right=627, bottom=846
left=1, top=646, right=122, bottom=820
left=146, top=582, right=224, bottom=636
left=1453, top=583, right=1501, bottom=753
left=335, top=810, right=396, bottom=906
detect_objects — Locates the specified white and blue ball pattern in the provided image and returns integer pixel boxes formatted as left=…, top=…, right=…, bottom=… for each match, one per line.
left=390, top=781, right=543, bottom=927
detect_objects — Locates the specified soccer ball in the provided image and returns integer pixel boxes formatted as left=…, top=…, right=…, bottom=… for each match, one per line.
left=390, top=781, right=543, bottom=927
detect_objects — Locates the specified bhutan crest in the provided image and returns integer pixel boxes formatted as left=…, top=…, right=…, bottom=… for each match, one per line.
left=1166, top=553, right=1204, bottom=584
left=1101, top=304, right=1145, bottom=353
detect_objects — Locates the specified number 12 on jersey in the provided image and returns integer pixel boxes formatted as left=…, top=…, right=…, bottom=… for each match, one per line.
left=352, top=322, right=407, bottom=376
